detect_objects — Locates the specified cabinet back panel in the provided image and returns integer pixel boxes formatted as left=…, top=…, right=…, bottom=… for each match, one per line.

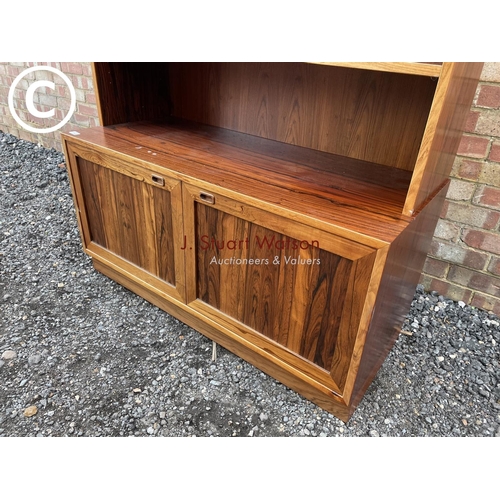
left=168, top=63, right=437, bottom=171
left=78, top=157, right=176, bottom=285
left=195, top=203, right=353, bottom=371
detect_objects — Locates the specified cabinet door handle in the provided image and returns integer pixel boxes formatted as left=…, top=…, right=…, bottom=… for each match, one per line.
left=200, top=192, right=215, bottom=204
left=151, top=174, right=165, bottom=186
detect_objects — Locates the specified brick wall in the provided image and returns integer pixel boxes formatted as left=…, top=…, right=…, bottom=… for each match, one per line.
left=421, top=63, right=500, bottom=315
left=0, top=62, right=98, bottom=151
left=0, top=62, right=499, bottom=314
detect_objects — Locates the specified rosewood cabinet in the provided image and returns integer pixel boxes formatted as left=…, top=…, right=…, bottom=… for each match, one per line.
left=62, top=62, right=482, bottom=421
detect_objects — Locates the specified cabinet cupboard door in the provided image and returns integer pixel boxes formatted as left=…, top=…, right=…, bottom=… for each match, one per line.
left=182, top=183, right=387, bottom=399
left=64, top=142, right=186, bottom=302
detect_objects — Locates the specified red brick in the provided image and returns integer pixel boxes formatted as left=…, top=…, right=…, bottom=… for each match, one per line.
left=77, top=103, right=98, bottom=117
left=1, top=75, right=14, bottom=87
left=463, top=229, right=500, bottom=255
left=61, top=62, right=83, bottom=75
left=56, top=97, right=71, bottom=111
left=18, top=130, right=33, bottom=142
left=473, top=185, right=500, bottom=209
left=488, top=256, right=500, bottom=276
left=429, top=240, right=488, bottom=269
left=477, top=85, right=500, bottom=108
left=423, top=257, right=449, bottom=278
left=54, top=108, right=64, bottom=121
left=72, top=113, right=90, bottom=126
left=489, top=142, right=500, bottom=163
left=419, top=275, right=472, bottom=303
left=82, top=64, right=93, bottom=77
left=443, top=200, right=500, bottom=229
left=448, top=266, right=500, bottom=296
left=464, top=111, right=480, bottom=133
left=439, top=199, right=449, bottom=218
left=70, top=75, right=92, bottom=90
left=457, top=135, right=490, bottom=159
left=470, top=292, right=500, bottom=315
left=7, top=66, right=21, bottom=77
left=85, top=92, right=96, bottom=104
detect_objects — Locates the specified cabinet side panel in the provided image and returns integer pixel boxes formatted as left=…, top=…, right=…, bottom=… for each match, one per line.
left=349, top=182, right=448, bottom=413
left=93, top=62, right=171, bottom=126
left=168, top=63, right=436, bottom=170
left=404, top=63, right=483, bottom=215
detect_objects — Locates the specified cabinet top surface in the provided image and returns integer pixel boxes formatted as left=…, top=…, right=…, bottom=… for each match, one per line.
left=62, top=120, right=414, bottom=244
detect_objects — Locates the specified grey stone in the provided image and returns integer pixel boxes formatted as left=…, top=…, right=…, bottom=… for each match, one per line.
left=28, top=354, right=42, bottom=366
left=1, top=350, right=16, bottom=361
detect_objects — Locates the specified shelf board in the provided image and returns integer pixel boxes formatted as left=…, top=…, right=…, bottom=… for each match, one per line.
left=63, top=120, right=413, bottom=242
left=309, top=62, right=442, bottom=77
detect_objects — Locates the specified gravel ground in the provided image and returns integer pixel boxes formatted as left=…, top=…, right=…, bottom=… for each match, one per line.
left=1, top=130, right=499, bottom=438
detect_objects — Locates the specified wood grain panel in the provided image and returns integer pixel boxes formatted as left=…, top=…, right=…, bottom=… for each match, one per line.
left=195, top=203, right=354, bottom=371
left=168, top=62, right=437, bottom=170
left=78, top=157, right=176, bottom=285
left=92, top=62, right=171, bottom=126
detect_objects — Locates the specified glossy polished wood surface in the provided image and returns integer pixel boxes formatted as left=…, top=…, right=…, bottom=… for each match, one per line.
left=168, top=62, right=436, bottom=171
left=78, top=157, right=177, bottom=285
left=195, top=202, right=354, bottom=371
left=92, top=62, right=171, bottom=126
left=350, top=183, right=448, bottom=412
left=64, top=121, right=411, bottom=243
left=62, top=62, right=482, bottom=422
left=403, top=62, right=484, bottom=215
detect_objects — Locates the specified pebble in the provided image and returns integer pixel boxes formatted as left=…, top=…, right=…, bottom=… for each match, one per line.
left=23, top=406, right=38, bottom=417
left=1, top=350, right=17, bottom=361
left=28, top=354, right=42, bottom=366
